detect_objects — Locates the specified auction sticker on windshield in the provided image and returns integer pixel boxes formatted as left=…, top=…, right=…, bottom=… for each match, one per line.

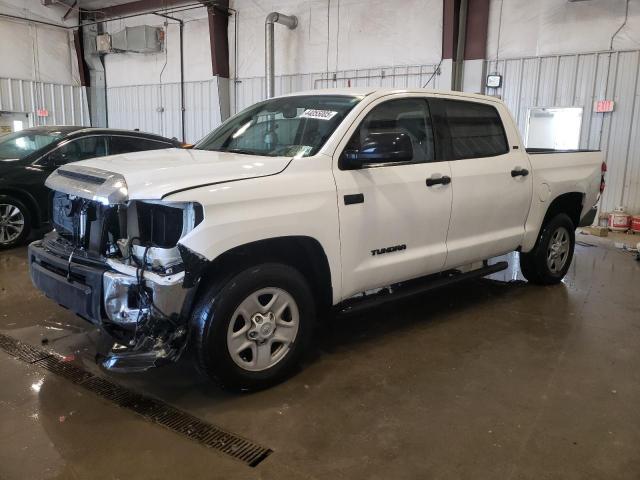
left=300, top=109, right=338, bottom=120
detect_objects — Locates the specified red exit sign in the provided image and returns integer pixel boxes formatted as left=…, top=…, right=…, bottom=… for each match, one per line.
left=36, top=108, right=49, bottom=117
left=594, top=100, right=615, bottom=113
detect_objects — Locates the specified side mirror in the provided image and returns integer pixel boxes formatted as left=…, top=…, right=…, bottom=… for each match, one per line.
left=342, top=131, right=413, bottom=169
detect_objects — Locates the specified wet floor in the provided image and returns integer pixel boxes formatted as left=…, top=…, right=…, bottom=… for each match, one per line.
left=1, top=233, right=639, bottom=479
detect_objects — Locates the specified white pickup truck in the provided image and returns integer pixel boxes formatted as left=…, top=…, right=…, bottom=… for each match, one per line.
left=29, top=88, right=604, bottom=391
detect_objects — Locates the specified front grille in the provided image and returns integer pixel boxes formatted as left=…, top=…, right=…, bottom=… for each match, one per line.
left=51, top=190, right=76, bottom=238
left=50, top=192, right=120, bottom=256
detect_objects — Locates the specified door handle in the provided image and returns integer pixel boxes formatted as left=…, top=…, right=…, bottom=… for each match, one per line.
left=426, top=175, right=451, bottom=187
left=344, top=193, right=364, bottom=205
left=511, top=168, right=529, bottom=177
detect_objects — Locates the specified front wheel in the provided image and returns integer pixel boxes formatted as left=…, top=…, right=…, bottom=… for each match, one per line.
left=520, top=213, right=575, bottom=285
left=190, top=263, right=316, bottom=391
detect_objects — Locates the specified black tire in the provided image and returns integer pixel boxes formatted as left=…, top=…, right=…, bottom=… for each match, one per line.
left=190, top=263, right=316, bottom=392
left=0, top=195, right=31, bottom=250
left=520, top=213, right=575, bottom=285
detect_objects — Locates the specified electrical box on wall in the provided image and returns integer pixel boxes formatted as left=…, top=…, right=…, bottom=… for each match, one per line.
left=486, top=74, right=502, bottom=89
left=96, top=34, right=112, bottom=54
left=111, top=26, right=164, bottom=54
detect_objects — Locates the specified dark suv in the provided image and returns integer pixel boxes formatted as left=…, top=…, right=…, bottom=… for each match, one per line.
left=0, top=126, right=184, bottom=249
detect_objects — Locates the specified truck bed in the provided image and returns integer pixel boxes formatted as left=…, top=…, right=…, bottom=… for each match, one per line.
left=526, top=148, right=601, bottom=154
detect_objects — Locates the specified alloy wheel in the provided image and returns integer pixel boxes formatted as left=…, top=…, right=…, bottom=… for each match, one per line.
left=0, top=203, right=25, bottom=246
left=546, top=226, right=570, bottom=274
left=226, top=287, right=300, bottom=372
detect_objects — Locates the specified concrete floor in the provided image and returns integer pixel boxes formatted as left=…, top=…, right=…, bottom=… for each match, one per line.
left=1, top=232, right=639, bottom=480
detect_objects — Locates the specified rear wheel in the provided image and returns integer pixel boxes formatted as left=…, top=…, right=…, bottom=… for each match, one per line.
left=520, top=213, right=575, bottom=285
left=190, top=263, right=316, bottom=391
left=0, top=196, right=30, bottom=250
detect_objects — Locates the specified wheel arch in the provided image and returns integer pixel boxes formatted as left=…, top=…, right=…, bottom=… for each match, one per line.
left=192, top=235, right=334, bottom=315
left=522, top=191, right=585, bottom=253
left=542, top=191, right=585, bottom=228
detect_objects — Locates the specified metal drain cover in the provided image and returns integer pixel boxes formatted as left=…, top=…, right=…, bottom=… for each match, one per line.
left=0, top=332, right=272, bottom=467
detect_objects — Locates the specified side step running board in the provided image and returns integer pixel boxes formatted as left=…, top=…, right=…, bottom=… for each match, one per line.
left=338, top=261, right=508, bottom=316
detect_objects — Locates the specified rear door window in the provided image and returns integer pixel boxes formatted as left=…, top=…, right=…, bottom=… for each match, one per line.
left=49, top=136, right=108, bottom=165
left=109, top=136, right=173, bottom=155
left=430, top=99, right=508, bottom=160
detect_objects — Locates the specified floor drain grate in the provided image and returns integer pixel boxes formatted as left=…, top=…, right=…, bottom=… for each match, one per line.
left=0, top=332, right=272, bottom=467
left=0, top=332, right=51, bottom=364
left=34, top=355, right=94, bottom=384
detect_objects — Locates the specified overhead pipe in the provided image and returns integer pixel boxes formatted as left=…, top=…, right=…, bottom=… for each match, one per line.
left=265, top=12, right=298, bottom=98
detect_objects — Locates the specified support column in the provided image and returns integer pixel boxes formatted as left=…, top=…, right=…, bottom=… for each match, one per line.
left=442, top=0, right=490, bottom=93
left=462, top=0, right=490, bottom=93
left=73, top=30, right=89, bottom=88
left=207, top=1, right=230, bottom=78
left=81, top=18, right=107, bottom=127
left=207, top=1, right=231, bottom=121
left=441, top=0, right=460, bottom=90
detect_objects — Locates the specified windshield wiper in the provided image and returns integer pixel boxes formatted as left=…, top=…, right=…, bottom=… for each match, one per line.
left=224, top=148, right=262, bottom=156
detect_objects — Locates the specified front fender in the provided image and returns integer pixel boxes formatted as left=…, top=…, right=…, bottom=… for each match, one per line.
left=167, top=156, right=343, bottom=303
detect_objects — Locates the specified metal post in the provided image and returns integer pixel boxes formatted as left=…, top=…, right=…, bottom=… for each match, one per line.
left=264, top=12, right=298, bottom=98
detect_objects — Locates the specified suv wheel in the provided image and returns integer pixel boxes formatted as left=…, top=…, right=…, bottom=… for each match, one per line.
left=0, top=196, right=31, bottom=250
left=190, top=263, right=316, bottom=391
left=520, top=213, right=575, bottom=285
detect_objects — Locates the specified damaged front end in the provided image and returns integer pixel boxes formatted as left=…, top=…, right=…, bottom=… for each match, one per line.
left=28, top=165, right=206, bottom=372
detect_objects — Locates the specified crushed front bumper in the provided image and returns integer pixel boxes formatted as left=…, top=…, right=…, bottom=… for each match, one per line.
left=28, top=237, right=195, bottom=372
left=29, top=240, right=107, bottom=324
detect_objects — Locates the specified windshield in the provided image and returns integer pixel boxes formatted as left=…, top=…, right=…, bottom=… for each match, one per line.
left=195, top=95, right=362, bottom=157
left=0, top=130, right=65, bottom=160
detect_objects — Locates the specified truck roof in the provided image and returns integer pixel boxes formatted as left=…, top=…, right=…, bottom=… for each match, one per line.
left=280, top=87, right=503, bottom=104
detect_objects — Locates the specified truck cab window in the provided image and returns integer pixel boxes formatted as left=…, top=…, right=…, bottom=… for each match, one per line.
left=195, top=95, right=361, bottom=158
left=430, top=99, right=508, bottom=160
left=346, top=98, right=434, bottom=164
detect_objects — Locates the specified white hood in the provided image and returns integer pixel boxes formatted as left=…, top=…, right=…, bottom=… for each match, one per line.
left=49, top=148, right=292, bottom=201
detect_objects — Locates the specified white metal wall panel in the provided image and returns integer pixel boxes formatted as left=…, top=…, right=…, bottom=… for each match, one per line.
left=184, top=80, right=221, bottom=143
left=231, top=63, right=441, bottom=115
left=106, top=79, right=222, bottom=144
left=0, top=77, right=89, bottom=127
left=107, top=84, right=161, bottom=139
left=486, top=50, right=640, bottom=214
left=109, top=65, right=441, bottom=143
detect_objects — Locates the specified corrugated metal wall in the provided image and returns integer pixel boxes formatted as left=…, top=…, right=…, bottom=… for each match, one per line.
left=0, top=77, right=89, bottom=127
left=107, top=79, right=222, bottom=144
left=231, top=64, right=442, bottom=114
left=106, top=64, right=440, bottom=144
left=486, top=50, right=640, bottom=214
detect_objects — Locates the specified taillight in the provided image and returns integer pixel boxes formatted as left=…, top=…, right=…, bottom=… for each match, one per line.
left=600, top=161, right=607, bottom=193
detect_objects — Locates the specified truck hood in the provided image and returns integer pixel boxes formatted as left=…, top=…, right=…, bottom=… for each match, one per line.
left=46, top=148, right=293, bottom=201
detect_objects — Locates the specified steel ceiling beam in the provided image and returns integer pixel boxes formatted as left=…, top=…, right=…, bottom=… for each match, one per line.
left=93, top=0, right=195, bottom=18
